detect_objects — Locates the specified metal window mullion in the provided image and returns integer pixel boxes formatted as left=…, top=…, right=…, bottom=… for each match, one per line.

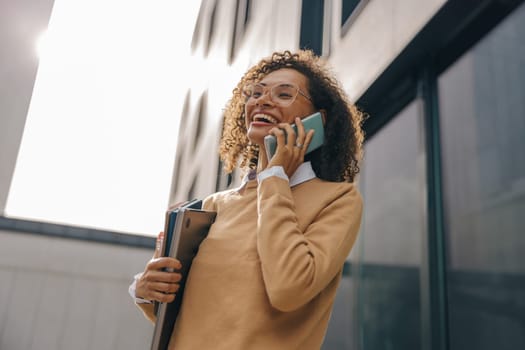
left=418, top=64, right=450, bottom=350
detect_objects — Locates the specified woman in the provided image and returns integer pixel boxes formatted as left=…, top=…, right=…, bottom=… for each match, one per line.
left=130, top=50, right=364, bottom=349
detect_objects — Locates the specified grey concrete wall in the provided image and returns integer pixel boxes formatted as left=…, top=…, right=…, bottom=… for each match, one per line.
left=0, top=230, right=153, bottom=350
left=329, top=0, right=447, bottom=102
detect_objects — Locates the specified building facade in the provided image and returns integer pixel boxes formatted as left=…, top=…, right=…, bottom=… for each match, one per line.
left=1, top=0, right=523, bottom=349
left=170, top=1, right=525, bottom=349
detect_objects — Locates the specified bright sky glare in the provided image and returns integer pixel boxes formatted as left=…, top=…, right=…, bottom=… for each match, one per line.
left=6, top=0, right=202, bottom=235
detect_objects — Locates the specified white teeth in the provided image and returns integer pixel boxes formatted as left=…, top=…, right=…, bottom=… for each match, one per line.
left=253, top=114, right=278, bottom=124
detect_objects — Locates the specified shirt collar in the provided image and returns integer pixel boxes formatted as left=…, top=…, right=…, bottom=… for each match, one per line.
left=289, top=161, right=317, bottom=186
left=241, top=161, right=317, bottom=187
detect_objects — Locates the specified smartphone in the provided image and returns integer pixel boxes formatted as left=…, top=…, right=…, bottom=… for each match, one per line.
left=264, top=111, right=324, bottom=160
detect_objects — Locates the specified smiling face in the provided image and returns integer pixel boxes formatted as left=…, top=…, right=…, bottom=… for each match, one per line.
left=244, top=68, right=317, bottom=146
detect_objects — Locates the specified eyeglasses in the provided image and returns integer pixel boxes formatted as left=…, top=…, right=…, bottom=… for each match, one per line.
left=242, top=82, right=312, bottom=107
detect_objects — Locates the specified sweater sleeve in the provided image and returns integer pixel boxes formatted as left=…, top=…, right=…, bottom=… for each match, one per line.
left=256, top=176, right=362, bottom=312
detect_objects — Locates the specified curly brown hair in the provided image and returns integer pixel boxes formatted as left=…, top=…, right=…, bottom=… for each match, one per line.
left=219, top=50, right=365, bottom=183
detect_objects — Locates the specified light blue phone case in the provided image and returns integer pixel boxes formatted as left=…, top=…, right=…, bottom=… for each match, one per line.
left=264, top=111, right=325, bottom=160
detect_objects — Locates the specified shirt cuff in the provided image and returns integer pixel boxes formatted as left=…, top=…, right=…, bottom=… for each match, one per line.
left=129, top=273, right=153, bottom=304
left=257, top=166, right=289, bottom=184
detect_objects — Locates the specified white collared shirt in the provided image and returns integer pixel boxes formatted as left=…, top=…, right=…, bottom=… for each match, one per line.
left=243, top=161, right=317, bottom=187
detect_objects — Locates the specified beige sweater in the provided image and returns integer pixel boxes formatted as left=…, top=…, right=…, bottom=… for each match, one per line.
left=139, top=175, right=362, bottom=349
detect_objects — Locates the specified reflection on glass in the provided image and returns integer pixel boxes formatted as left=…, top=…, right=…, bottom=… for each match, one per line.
left=438, top=3, right=525, bottom=350
left=359, top=100, right=424, bottom=350
left=323, top=277, right=358, bottom=349
left=323, top=215, right=362, bottom=349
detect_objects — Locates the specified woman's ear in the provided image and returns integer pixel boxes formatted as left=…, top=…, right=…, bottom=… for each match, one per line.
left=319, top=109, right=327, bottom=125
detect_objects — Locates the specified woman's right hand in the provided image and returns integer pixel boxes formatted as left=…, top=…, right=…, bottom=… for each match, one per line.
left=135, top=232, right=183, bottom=303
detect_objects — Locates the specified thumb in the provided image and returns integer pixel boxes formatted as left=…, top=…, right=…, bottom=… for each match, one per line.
left=153, top=231, right=164, bottom=259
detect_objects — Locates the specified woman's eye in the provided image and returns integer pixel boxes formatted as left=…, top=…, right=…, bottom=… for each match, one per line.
left=279, top=93, right=293, bottom=99
left=252, top=92, right=262, bottom=98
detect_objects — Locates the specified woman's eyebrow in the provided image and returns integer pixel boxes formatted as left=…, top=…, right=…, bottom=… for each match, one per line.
left=259, top=82, right=295, bottom=87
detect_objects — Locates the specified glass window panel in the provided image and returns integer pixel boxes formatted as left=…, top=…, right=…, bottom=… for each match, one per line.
left=323, top=209, right=363, bottom=349
left=323, top=275, right=357, bottom=349
left=341, top=0, right=361, bottom=26
left=438, top=3, right=525, bottom=350
left=358, top=100, right=425, bottom=350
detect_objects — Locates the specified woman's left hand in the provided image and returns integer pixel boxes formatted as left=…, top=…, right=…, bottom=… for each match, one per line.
left=267, top=117, right=315, bottom=178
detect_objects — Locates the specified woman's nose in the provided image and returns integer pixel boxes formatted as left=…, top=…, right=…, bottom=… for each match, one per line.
left=254, top=91, right=274, bottom=106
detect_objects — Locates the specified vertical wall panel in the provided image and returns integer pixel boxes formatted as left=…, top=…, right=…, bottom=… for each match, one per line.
left=114, top=291, right=153, bottom=350
left=90, top=282, right=121, bottom=350
left=1, top=271, right=46, bottom=350
left=59, top=277, right=99, bottom=350
left=0, top=269, right=16, bottom=347
left=0, top=230, right=153, bottom=350
left=28, top=275, right=70, bottom=350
